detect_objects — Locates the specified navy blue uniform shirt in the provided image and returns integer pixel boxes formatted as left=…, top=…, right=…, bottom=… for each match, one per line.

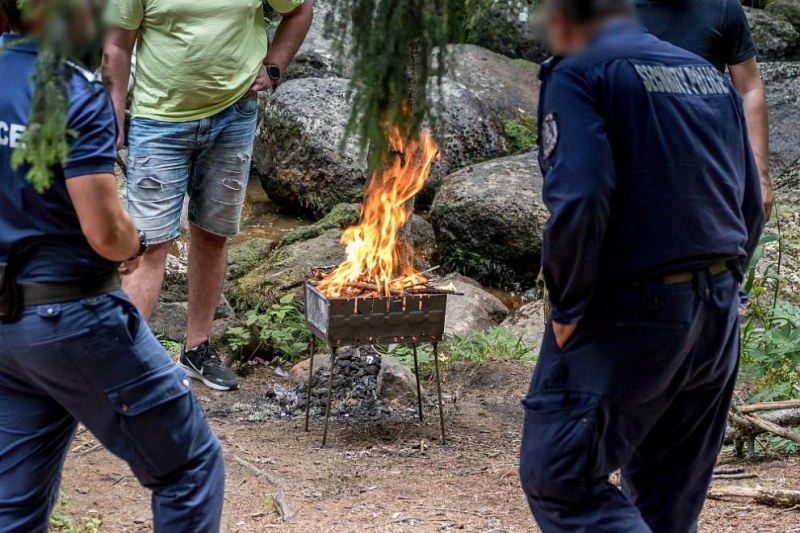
left=635, top=0, right=758, bottom=72
left=538, top=21, right=764, bottom=325
left=0, top=34, right=118, bottom=283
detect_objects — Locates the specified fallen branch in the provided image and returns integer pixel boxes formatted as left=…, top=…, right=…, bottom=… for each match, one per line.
left=726, top=407, right=800, bottom=445
left=229, top=454, right=293, bottom=523
left=708, top=486, right=800, bottom=507
left=745, top=414, right=800, bottom=444
left=713, top=466, right=745, bottom=476
left=712, top=473, right=759, bottom=480
left=740, top=400, right=800, bottom=414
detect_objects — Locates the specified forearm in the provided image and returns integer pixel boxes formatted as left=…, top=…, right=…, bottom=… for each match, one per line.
left=741, top=84, right=770, bottom=188
left=98, top=212, right=140, bottom=262
left=265, top=0, right=313, bottom=71
left=102, top=44, right=133, bottom=134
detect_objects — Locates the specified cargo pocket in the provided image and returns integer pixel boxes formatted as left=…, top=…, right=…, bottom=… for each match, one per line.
left=519, top=390, right=600, bottom=504
left=106, top=363, right=195, bottom=479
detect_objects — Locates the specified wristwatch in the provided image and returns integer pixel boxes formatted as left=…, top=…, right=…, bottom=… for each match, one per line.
left=129, top=230, right=148, bottom=260
left=265, top=63, right=282, bottom=84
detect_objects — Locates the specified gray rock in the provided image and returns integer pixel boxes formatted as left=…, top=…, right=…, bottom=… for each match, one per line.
left=501, top=299, right=547, bottom=354
left=282, top=1, right=350, bottom=80
left=443, top=44, right=540, bottom=122
left=745, top=6, right=800, bottom=60
left=430, top=152, right=547, bottom=289
left=161, top=253, right=188, bottom=303
left=149, top=302, right=188, bottom=343
left=465, top=0, right=549, bottom=62
left=226, top=237, right=276, bottom=282
left=410, top=215, right=436, bottom=265
left=288, top=354, right=331, bottom=384
left=377, top=355, right=421, bottom=405
left=766, top=0, right=800, bottom=32
left=423, top=77, right=507, bottom=206
left=435, top=276, right=510, bottom=337
left=227, top=229, right=345, bottom=312
left=761, top=62, right=800, bottom=182
left=254, top=78, right=368, bottom=218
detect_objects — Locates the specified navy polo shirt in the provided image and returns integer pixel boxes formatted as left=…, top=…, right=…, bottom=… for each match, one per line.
left=0, top=34, right=119, bottom=283
left=537, top=21, right=765, bottom=325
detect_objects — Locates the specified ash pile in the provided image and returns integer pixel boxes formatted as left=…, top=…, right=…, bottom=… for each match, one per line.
left=232, top=346, right=424, bottom=422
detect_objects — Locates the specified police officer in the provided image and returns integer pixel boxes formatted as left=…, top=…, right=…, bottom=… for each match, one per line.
left=0, top=2, right=224, bottom=531
left=519, top=1, right=765, bottom=532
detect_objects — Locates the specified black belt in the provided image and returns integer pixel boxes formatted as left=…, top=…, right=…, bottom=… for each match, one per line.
left=633, top=261, right=730, bottom=287
left=20, top=273, right=121, bottom=306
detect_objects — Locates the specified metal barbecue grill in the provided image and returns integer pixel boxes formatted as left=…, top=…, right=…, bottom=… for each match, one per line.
left=303, top=283, right=450, bottom=446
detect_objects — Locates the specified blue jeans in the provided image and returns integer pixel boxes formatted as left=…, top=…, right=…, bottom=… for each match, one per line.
left=0, top=290, right=224, bottom=532
left=126, top=95, right=258, bottom=244
left=520, top=270, right=740, bottom=533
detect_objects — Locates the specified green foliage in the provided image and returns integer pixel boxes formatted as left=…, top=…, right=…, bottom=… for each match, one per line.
left=156, top=334, right=183, bottom=355
left=50, top=491, right=104, bottom=533
left=325, top=0, right=479, bottom=170
left=10, top=1, right=77, bottom=193
left=227, top=293, right=311, bottom=363
left=379, top=326, right=534, bottom=376
left=501, top=113, right=538, bottom=154
left=740, top=231, right=800, bottom=403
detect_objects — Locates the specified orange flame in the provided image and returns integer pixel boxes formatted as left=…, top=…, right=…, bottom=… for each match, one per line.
left=317, top=127, right=439, bottom=298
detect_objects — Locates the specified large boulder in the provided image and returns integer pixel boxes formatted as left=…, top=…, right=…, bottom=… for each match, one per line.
left=761, top=62, right=800, bottom=183
left=227, top=229, right=345, bottom=312
left=435, top=276, right=509, bottom=337
left=376, top=356, right=421, bottom=406
left=501, top=300, right=547, bottom=354
left=430, top=152, right=547, bottom=289
left=745, top=6, right=800, bottom=60
left=254, top=78, right=368, bottom=218
left=465, top=0, right=548, bottom=63
left=443, top=44, right=540, bottom=155
left=226, top=237, right=276, bottom=282
left=279, top=203, right=360, bottom=246
left=443, top=44, right=540, bottom=121
left=766, top=0, right=800, bottom=32
left=282, top=1, right=350, bottom=80
left=422, top=77, right=507, bottom=206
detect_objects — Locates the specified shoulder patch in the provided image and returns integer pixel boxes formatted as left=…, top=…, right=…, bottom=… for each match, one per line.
left=542, top=112, right=559, bottom=160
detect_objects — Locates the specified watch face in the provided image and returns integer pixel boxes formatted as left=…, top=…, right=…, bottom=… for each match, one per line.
left=267, top=65, right=281, bottom=81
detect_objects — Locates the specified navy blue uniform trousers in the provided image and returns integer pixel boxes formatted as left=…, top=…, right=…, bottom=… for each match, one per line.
left=0, top=290, right=224, bottom=532
left=520, top=270, right=739, bottom=533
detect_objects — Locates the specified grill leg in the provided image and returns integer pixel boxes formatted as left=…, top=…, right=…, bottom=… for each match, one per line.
left=304, top=336, right=316, bottom=432
left=432, top=342, right=446, bottom=444
left=322, top=347, right=338, bottom=447
left=412, top=344, right=424, bottom=422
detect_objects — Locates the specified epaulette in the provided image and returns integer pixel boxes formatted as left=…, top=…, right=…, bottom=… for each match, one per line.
left=539, top=56, right=564, bottom=81
left=65, top=59, right=102, bottom=84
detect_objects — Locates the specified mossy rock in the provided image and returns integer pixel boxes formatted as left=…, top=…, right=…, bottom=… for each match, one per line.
left=502, top=114, right=538, bottom=154
left=227, top=229, right=345, bottom=313
left=280, top=203, right=360, bottom=246
left=227, top=237, right=277, bottom=282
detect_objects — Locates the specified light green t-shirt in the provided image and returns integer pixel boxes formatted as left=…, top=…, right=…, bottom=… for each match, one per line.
left=106, top=0, right=303, bottom=122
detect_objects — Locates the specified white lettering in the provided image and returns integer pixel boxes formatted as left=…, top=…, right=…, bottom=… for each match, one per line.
left=0, top=122, right=7, bottom=146
left=634, top=64, right=729, bottom=96
left=9, top=124, right=25, bottom=148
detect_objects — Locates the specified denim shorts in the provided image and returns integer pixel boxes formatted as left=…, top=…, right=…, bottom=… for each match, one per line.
left=126, top=95, right=258, bottom=244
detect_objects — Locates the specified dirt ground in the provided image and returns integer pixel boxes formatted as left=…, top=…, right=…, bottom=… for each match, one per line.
left=61, top=360, right=800, bottom=532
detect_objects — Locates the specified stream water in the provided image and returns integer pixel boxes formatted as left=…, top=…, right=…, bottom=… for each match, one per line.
left=237, top=179, right=526, bottom=311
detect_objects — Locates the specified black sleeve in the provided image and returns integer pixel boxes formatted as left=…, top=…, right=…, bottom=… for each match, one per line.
left=722, top=0, right=758, bottom=66
left=64, top=81, right=118, bottom=179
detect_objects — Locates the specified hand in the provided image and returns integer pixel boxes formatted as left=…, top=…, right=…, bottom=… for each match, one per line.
left=760, top=178, right=773, bottom=222
left=247, top=65, right=275, bottom=95
left=553, top=322, right=578, bottom=350
left=118, top=257, right=142, bottom=276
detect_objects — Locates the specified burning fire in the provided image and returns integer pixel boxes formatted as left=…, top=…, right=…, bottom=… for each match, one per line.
left=317, top=127, right=439, bottom=298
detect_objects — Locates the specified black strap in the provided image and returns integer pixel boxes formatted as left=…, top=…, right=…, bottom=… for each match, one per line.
left=20, top=273, right=121, bottom=306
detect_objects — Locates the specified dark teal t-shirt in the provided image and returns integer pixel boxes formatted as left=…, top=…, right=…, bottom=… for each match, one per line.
left=635, top=0, right=758, bottom=72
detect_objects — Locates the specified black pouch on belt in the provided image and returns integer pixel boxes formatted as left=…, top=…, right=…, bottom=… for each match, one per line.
left=0, top=263, right=22, bottom=323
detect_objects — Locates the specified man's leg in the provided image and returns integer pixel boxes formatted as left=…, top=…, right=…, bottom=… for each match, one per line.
left=123, top=117, right=197, bottom=319
left=122, top=242, right=172, bottom=320
left=0, top=355, right=77, bottom=532
left=5, top=292, right=225, bottom=532
left=520, top=280, right=707, bottom=532
left=621, top=273, right=741, bottom=533
left=177, top=96, right=256, bottom=390
left=185, top=225, right=227, bottom=350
